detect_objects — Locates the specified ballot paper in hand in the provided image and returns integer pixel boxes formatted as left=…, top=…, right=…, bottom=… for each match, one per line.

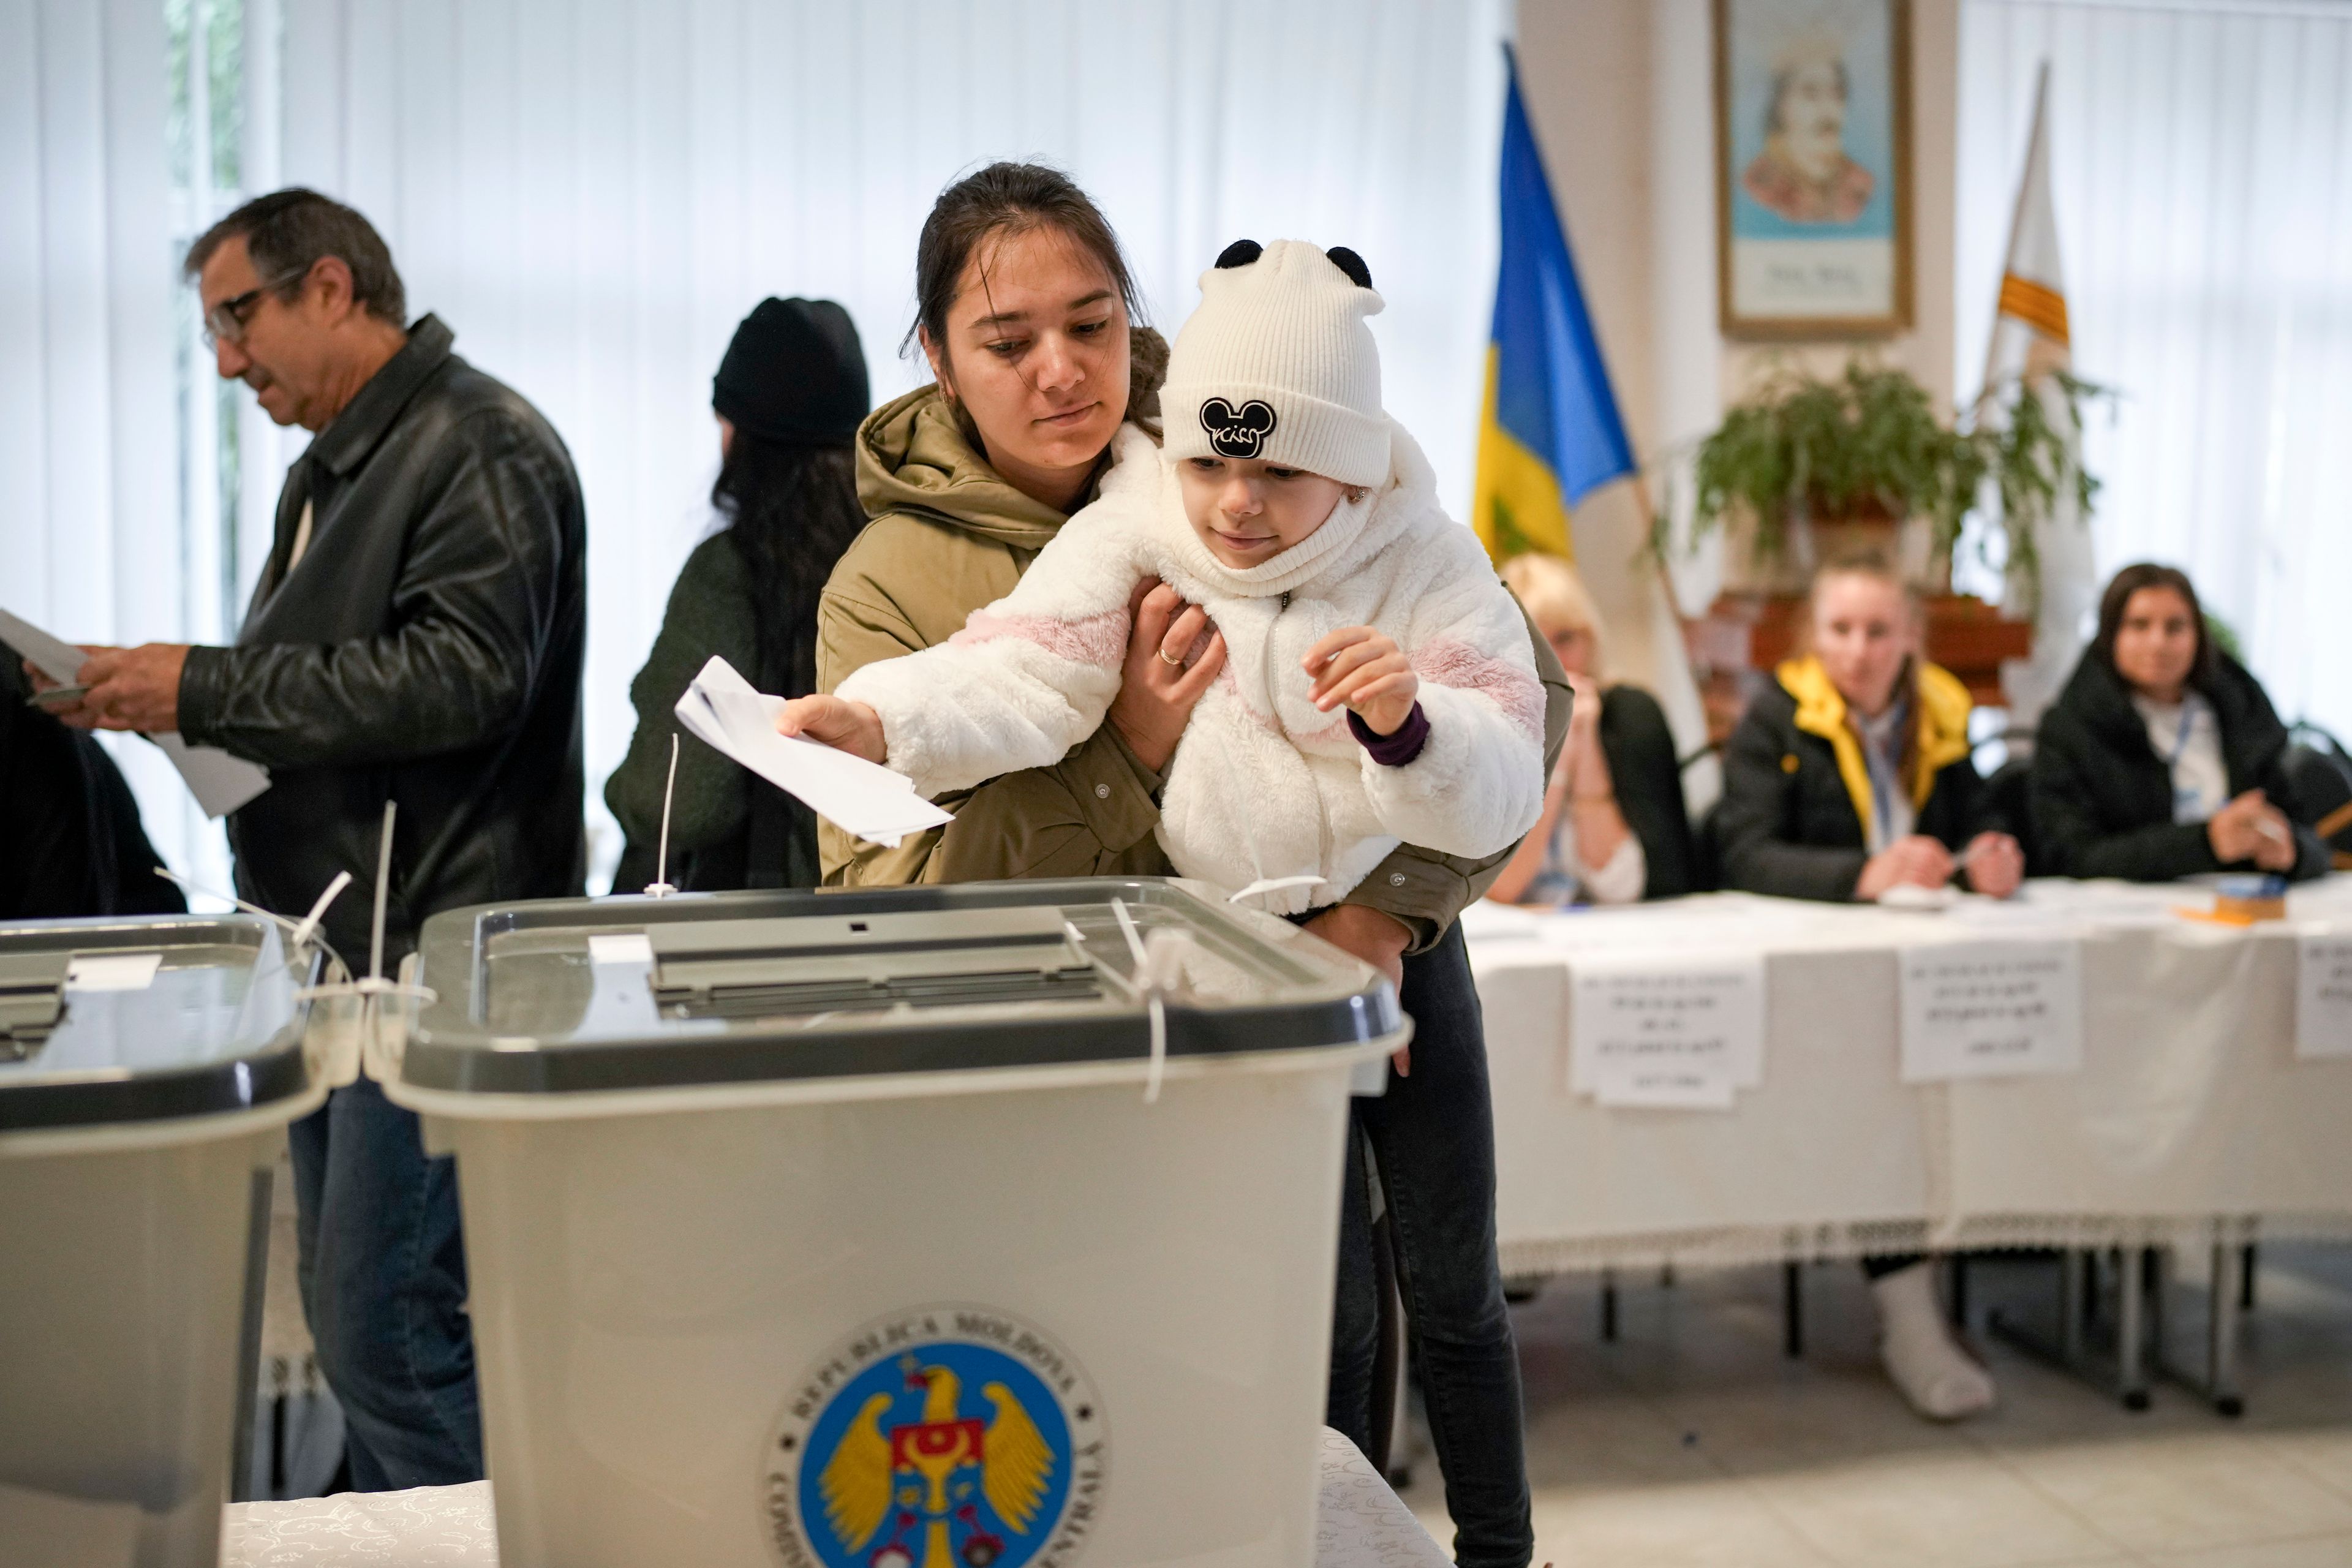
left=149, top=731, right=271, bottom=816
left=673, top=655, right=951, bottom=847
left=0, top=605, right=87, bottom=687
left=0, top=603, right=270, bottom=818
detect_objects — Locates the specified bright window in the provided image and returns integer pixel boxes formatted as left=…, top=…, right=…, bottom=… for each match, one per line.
left=1958, top=0, right=2352, bottom=742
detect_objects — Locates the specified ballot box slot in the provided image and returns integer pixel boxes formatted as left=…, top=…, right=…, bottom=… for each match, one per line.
left=660, top=963, right=1104, bottom=1020
left=644, top=906, right=1074, bottom=965
left=0, top=951, right=72, bottom=1060
left=649, top=910, right=1100, bottom=1019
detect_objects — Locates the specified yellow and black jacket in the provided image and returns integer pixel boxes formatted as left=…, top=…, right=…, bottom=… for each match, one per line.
left=1717, top=654, right=1988, bottom=902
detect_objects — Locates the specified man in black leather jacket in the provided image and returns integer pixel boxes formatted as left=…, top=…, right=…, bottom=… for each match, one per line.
left=53, top=189, right=585, bottom=1490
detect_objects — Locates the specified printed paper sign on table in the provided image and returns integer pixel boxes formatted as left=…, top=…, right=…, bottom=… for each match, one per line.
left=1898, top=938, right=2083, bottom=1082
left=2297, top=930, right=2352, bottom=1060
left=1568, top=951, right=1764, bottom=1109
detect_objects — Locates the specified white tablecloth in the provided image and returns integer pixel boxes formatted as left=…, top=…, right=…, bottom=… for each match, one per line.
left=1469, top=878, right=2352, bottom=1275
left=221, top=1428, right=1444, bottom=1566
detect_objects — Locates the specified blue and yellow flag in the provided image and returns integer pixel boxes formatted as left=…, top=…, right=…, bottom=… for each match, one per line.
left=1473, top=46, right=1636, bottom=564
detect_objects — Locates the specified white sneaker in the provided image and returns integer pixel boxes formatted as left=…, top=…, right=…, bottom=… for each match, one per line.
left=1872, top=1261, right=1996, bottom=1420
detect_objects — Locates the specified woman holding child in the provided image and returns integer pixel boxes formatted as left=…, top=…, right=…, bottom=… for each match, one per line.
left=782, top=162, right=1562, bottom=1566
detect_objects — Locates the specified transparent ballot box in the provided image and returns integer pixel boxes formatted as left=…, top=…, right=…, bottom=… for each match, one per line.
left=389, top=879, right=1404, bottom=1568
left=0, top=914, right=320, bottom=1568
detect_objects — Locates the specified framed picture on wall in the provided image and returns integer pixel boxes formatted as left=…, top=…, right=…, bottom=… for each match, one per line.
left=1715, top=0, right=1912, bottom=337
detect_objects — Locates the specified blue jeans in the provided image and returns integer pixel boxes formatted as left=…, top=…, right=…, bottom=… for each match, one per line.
left=1328, top=924, right=1534, bottom=1567
left=288, top=1076, right=482, bottom=1490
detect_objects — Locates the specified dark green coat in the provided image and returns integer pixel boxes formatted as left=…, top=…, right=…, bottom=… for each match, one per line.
left=605, top=532, right=819, bottom=891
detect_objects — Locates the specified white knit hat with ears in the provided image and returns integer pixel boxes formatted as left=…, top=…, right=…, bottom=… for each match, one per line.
left=1161, top=239, right=1390, bottom=489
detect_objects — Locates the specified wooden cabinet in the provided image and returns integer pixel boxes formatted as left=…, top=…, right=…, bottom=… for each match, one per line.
left=1687, top=592, right=2034, bottom=745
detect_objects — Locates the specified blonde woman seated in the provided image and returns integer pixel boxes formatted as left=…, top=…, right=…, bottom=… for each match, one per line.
left=1488, top=553, right=1696, bottom=906
left=1717, top=551, right=2025, bottom=1421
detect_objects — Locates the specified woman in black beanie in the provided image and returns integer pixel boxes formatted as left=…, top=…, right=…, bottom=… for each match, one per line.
left=606, top=298, right=871, bottom=890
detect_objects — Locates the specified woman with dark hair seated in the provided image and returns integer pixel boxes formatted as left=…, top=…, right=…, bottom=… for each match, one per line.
left=606, top=298, right=871, bottom=891
left=1717, top=551, right=2024, bottom=1422
left=2032, top=562, right=2329, bottom=883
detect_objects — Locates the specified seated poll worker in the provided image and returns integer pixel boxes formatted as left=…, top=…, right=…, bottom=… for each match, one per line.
left=38, top=189, right=588, bottom=1490
left=1488, top=551, right=1696, bottom=905
left=2030, top=562, right=2329, bottom=883
left=1716, top=551, right=2024, bottom=1422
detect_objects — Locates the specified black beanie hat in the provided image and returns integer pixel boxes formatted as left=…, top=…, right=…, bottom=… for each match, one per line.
left=711, top=297, right=870, bottom=448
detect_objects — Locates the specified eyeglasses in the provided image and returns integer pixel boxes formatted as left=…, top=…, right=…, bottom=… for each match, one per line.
left=202, top=266, right=309, bottom=347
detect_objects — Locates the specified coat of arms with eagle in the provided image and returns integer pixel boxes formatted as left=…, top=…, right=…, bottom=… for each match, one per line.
left=764, top=1306, right=1105, bottom=1568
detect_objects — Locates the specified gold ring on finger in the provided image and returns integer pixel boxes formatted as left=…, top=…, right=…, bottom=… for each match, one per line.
left=1156, top=646, right=1185, bottom=667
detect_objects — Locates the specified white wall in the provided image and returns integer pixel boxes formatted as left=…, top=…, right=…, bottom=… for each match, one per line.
left=1512, top=0, right=1973, bottom=621
left=1515, top=0, right=1962, bottom=442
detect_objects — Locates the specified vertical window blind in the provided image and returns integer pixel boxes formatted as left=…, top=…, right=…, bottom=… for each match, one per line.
left=1958, top=0, right=2352, bottom=741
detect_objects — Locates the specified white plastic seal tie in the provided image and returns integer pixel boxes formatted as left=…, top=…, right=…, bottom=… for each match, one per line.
left=368, top=800, right=394, bottom=983
left=293, top=802, right=437, bottom=1082
left=290, top=870, right=353, bottom=952
left=644, top=733, right=680, bottom=898
left=1110, top=897, right=1196, bottom=1104
left=153, top=864, right=349, bottom=978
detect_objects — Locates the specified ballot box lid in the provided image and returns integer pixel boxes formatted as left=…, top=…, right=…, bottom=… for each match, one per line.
left=399, top=878, right=1404, bottom=1096
left=0, top=914, right=311, bottom=1132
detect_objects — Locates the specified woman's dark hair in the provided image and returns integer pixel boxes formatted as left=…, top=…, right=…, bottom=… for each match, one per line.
left=712, top=438, right=866, bottom=699
left=907, top=161, right=1163, bottom=426
left=2092, top=562, right=2217, bottom=691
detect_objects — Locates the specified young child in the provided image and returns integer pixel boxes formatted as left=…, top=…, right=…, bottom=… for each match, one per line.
left=780, top=239, right=1545, bottom=914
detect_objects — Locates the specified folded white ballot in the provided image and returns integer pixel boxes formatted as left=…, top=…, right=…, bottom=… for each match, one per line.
left=149, top=730, right=271, bottom=817
left=0, top=603, right=271, bottom=818
left=673, top=655, right=952, bottom=848
left=0, top=604, right=87, bottom=686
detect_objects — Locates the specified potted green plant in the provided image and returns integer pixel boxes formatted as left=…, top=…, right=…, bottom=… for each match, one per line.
left=1684, top=360, right=2101, bottom=600
left=1964, top=368, right=2107, bottom=609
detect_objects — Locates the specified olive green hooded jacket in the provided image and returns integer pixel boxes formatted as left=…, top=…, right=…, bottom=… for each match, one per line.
left=815, top=375, right=1572, bottom=952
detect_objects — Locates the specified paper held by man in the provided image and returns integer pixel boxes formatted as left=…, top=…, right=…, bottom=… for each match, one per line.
left=673, top=655, right=951, bottom=848
left=0, top=604, right=271, bottom=818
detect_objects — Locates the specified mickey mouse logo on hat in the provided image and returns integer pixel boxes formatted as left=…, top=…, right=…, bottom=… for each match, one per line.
left=1200, top=397, right=1277, bottom=459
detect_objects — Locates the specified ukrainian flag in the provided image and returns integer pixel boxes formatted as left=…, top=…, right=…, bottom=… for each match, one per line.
left=1473, top=45, right=1636, bottom=564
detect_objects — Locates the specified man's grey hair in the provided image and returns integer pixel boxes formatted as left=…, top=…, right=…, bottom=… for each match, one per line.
left=184, top=187, right=407, bottom=325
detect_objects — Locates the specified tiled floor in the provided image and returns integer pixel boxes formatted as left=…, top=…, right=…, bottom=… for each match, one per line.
left=1396, top=1246, right=2352, bottom=1566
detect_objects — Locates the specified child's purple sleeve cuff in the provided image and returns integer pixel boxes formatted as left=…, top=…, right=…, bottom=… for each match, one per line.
left=1348, top=703, right=1430, bottom=767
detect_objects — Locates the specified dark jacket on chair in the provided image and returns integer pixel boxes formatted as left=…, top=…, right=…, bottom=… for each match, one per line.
left=1718, top=655, right=1988, bottom=903
left=2029, top=649, right=2329, bottom=882
left=1, top=658, right=187, bottom=919
left=176, top=315, right=587, bottom=965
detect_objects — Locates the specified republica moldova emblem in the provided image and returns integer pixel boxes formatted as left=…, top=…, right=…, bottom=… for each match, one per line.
left=763, top=1305, right=1106, bottom=1568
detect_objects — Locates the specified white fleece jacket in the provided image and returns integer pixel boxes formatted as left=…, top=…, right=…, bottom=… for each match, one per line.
left=835, top=420, right=1547, bottom=914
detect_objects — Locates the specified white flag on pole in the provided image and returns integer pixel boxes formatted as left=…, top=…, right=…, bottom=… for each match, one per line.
left=1982, top=65, right=2092, bottom=729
